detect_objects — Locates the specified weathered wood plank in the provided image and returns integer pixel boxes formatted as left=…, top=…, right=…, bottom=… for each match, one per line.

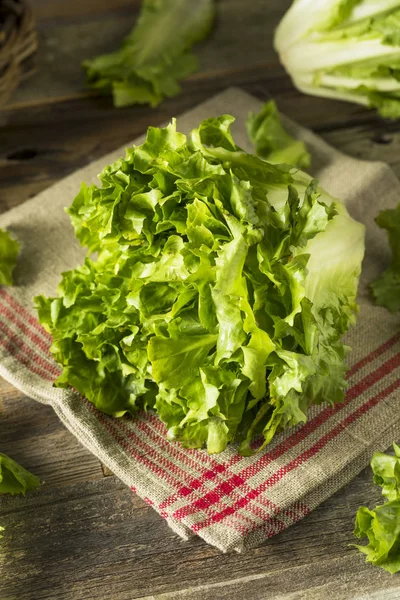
left=322, top=123, right=400, bottom=175
left=0, top=467, right=398, bottom=600
left=0, top=381, right=104, bottom=488
left=0, top=77, right=384, bottom=215
left=8, top=0, right=292, bottom=107
left=32, top=0, right=141, bottom=21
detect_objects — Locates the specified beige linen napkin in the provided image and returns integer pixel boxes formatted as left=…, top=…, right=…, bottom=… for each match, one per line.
left=1, top=88, right=400, bottom=552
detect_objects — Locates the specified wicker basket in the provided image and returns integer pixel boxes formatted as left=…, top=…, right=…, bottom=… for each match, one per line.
left=0, top=0, right=37, bottom=106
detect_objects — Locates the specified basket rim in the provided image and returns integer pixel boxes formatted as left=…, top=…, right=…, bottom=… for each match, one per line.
left=0, top=0, right=37, bottom=105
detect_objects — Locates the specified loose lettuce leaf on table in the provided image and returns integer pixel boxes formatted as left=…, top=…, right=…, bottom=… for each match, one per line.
left=371, top=442, right=400, bottom=502
left=36, top=114, right=365, bottom=454
left=246, top=100, right=311, bottom=168
left=0, top=228, right=19, bottom=286
left=0, top=453, right=40, bottom=538
left=0, top=453, right=40, bottom=496
left=354, top=501, right=400, bottom=574
left=354, top=443, right=400, bottom=573
left=83, top=0, right=215, bottom=107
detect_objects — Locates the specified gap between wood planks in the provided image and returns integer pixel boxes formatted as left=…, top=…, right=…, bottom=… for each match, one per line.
left=0, top=380, right=105, bottom=487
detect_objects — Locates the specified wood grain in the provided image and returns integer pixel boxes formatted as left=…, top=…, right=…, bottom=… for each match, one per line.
left=0, top=468, right=396, bottom=600
left=0, top=80, right=386, bottom=215
left=1, top=0, right=400, bottom=598
left=0, top=384, right=104, bottom=487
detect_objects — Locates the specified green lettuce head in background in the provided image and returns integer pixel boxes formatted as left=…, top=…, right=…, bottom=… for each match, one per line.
left=0, top=453, right=40, bottom=538
left=275, top=0, right=400, bottom=119
left=36, top=114, right=365, bottom=455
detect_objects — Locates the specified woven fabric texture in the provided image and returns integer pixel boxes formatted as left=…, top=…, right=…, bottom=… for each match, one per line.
left=1, top=88, right=400, bottom=552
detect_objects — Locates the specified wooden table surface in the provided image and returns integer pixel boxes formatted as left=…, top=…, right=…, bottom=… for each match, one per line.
left=1, top=2, right=400, bottom=599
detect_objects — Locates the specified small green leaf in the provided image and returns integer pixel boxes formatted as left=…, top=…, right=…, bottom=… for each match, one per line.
left=247, top=100, right=311, bottom=168
left=83, top=0, right=215, bottom=108
left=0, top=453, right=40, bottom=496
left=0, top=228, right=19, bottom=286
left=354, top=443, right=400, bottom=572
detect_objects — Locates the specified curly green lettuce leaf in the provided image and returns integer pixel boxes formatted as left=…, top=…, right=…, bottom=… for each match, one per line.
left=36, top=114, right=364, bottom=454
left=354, top=501, right=400, bottom=573
left=371, top=203, right=400, bottom=312
left=371, top=443, right=400, bottom=501
left=275, top=1, right=400, bottom=119
left=83, top=0, right=215, bottom=107
left=354, top=443, right=400, bottom=573
left=0, top=228, right=19, bottom=286
left=246, top=100, right=311, bottom=169
left=0, top=453, right=40, bottom=496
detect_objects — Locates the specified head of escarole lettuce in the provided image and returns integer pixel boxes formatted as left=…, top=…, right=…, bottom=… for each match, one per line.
left=275, top=0, right=400, bottom=119
left=35, top=115, right=365, bottom=455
